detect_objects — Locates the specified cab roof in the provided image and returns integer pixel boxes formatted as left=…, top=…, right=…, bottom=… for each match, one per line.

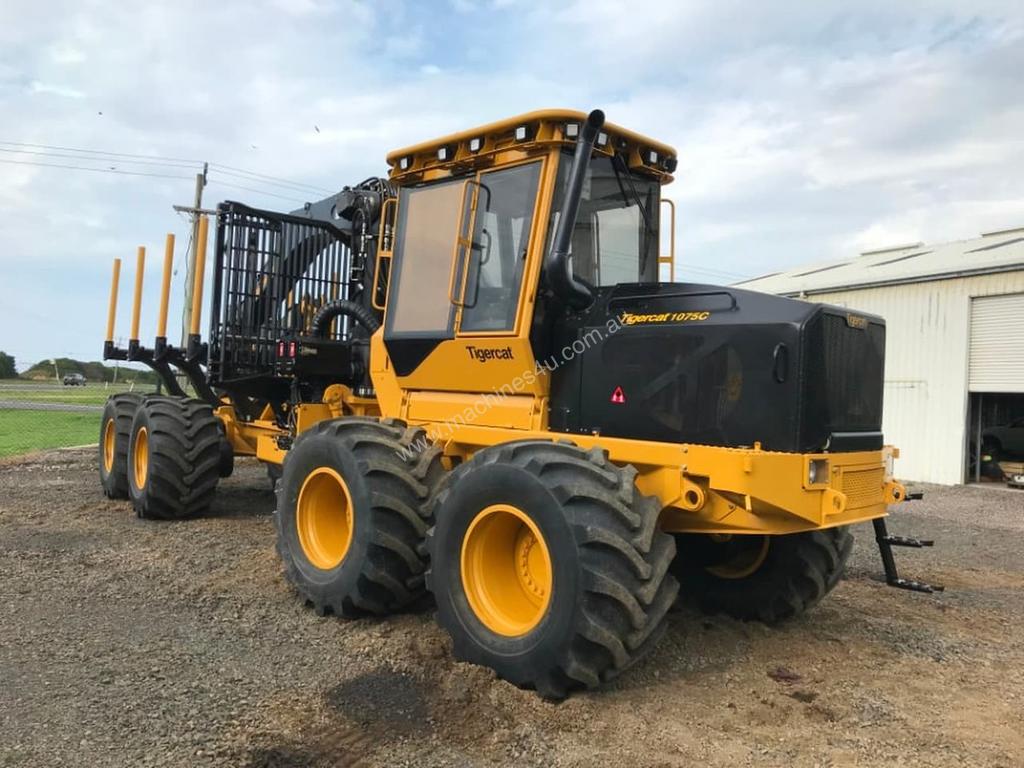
left=384, top=109, right=677, bottom=184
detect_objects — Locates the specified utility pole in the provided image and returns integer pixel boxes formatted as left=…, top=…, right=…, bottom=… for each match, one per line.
left=180, top=162, right=208, bottom=346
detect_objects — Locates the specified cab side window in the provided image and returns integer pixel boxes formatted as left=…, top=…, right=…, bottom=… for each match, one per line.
left=386, top=179, right=466, bottom=336
left=460, top=162, right=542, bottom=333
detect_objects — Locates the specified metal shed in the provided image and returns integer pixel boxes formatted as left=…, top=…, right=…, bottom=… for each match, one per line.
left=739, top=228, right=1024, bottom=484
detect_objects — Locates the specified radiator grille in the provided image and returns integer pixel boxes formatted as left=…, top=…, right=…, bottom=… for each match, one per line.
left=841, top=467, right=885, bottom=509
left=799, top=310, right=886, bottom=451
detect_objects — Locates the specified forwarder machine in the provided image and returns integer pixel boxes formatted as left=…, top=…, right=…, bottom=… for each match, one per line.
left=99, top=109, right=940, bottom=698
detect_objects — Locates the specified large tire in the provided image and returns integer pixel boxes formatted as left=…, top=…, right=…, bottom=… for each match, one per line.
left=426, top=441, right=679, bottom=700
left=127, top=396, right=223, bottom=520
left=275, top=418, right=444, bottom=617
left=99, top=392, right=144, bottom=499
left=674, top=527, right=853, bottom=624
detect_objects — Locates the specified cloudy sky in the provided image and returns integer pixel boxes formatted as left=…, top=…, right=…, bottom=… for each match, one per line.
left=2, top=1, right=1022, bottom=369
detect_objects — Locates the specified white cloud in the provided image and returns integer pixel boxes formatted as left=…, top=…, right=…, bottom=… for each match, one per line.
left=49, top=44, right=85, bottom=65
left=1, top=1, right=1024, bottom=365
left=28, top=80, right=85, bottom=98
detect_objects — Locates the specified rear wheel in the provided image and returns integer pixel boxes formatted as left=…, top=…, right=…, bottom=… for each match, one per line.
left=275, top=418, right=444, bottom=616
left=674, top=527, right=853, bottom=624
left=99, top=393, right=144, bottom=499
left=427, top=441, right=678, bottom=699
left=127, top=396, right=223, bottom=519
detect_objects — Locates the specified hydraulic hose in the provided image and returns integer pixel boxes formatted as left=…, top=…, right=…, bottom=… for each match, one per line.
left=311, top=299, right=381, bottom=337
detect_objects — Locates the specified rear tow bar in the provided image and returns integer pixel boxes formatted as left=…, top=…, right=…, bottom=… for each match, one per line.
left=873, top=492, right=944, bottom=594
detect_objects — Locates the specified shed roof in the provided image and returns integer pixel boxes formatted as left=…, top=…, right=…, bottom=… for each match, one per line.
left=737, top=227, right=1024, bottom=296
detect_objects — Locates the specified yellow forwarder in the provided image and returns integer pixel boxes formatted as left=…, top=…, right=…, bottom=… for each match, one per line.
left=98, top=109, right=939, bottom=698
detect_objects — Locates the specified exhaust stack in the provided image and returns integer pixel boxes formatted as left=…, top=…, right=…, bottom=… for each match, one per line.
left=544, top=108, right=604, bottom=311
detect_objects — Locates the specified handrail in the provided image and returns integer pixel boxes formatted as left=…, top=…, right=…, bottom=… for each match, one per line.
left=447, top=179, right=482, bottom=308
left=659, top=197, right=676, bottom=282
left=372, top=197, right=397, bottom=311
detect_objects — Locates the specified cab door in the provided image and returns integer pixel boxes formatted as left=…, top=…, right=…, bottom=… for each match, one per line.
left=382, top=177, right=468, bottom=376
left=383, top=160, right=545, bottom=390
left=454, top=161, right=542, bottom=337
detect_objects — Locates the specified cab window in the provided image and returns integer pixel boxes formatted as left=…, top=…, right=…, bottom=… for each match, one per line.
left=552, top=154, right=660, bottom=287
left=386, top=178, right=466, bottom=336
left=460, top=161, right=542, bottom=332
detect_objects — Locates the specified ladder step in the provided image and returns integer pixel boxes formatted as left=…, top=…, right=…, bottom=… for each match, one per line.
left=884, top=535, right=934, bottom=548
left=888, top=577, right=945, bottom=594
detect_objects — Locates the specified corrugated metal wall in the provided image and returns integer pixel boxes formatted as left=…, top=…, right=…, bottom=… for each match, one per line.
left=805, top=271, right=1024, bottom=484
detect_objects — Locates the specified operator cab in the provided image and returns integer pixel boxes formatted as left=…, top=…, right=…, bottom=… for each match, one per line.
left=379, top=109, right=676, bottom=383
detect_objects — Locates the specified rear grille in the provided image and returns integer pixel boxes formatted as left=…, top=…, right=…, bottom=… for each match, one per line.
left=800, top=310, right=886, bottom=452
left=841, top=467, right=884, bottom=509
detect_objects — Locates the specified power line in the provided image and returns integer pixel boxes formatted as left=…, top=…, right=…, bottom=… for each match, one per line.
left=0, top=138, right=335, bottom=196
left=594, top=246, right=752, bottom=281
left=2, top=156, right=314, bottom=205
left=205, top=175, right=309, bottom=205
left=208, top=163, right=334, bottom=195
left=0, top=157, right=193, bottom=181
left=0, top=146, right=202, bottom=171
left=0, top=140, right=202, bottom=164
left=685, top=266, right=751, bottom=280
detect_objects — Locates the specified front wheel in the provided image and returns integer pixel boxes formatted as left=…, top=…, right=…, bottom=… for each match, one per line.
left=275, top=418, right=444, bottom=616
left=427, top=441, right=678, bottom=699
left=673, top=527, right=853, bottom=624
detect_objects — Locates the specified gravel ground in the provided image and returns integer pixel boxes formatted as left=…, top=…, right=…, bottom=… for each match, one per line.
left=1, top=448, right=1022, bottom=767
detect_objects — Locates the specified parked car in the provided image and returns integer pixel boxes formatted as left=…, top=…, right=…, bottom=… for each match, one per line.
left=62, top=373, right=87, bottom=386
left=983, top=418, right=1024, bottom=459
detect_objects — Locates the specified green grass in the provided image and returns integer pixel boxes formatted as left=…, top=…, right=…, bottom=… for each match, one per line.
left=0, top=410, right=100, bottom=458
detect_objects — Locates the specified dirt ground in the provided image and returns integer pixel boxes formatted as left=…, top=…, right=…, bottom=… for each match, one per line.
left=1, top=449, right=1022, bottom=767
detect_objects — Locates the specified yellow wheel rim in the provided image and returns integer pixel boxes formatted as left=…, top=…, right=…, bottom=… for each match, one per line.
left=706, top=535, right=770, bottom=579
left=102, top=418, right=116, bottom=473
left=296, top=467, right=354, bottom=570
left=461, top=504, right=553, bottom=637
left=132, top=426, right=149, bottom=490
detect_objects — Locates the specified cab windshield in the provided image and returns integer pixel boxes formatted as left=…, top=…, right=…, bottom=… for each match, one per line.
left=551, top=153, right=660, bottom=286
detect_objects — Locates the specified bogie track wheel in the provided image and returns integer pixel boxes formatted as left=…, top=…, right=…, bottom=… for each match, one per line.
left=275, top=418, right=444, bottom=617
left=127, top=396, right=223, bottom=519
left=427, top=441, right=678, bottom=699
left=673, top=527, right=854, bottom=624
left=99, top=392, right=144, bottom=499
